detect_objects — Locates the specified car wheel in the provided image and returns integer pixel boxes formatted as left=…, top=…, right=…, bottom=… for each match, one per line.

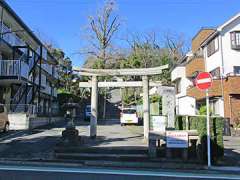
left=121, top=123, right=124, bottom=126
left=4, top=123, right=9, bottom=133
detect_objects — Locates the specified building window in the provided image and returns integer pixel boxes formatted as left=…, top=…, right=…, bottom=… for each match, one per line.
left=175, top=79, right=181, bottom=94
left=210, top=67, right=220, bottom=79
left=234, top=66, right=240, bottom=75
left=231, top=31, right=240, bottom=50
left=207, top=37, right=219, bottom=57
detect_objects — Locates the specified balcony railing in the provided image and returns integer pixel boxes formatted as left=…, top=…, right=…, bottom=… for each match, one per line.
left=35, top=74, right=47, bottom=87
left=0, top=60, right=29, bottom=79
left=53, top=88, right=58, bottom=97
left=0, top=22, right=25, bottom=47
left=41, top=84, right=51, bottom=95
left=42, top=63, right=53, bottom=75
left=53, top=68, right=59, bottom=79
left=171, top=66, right=185, bottom=82
left=186, top=57, right=205, bottom=78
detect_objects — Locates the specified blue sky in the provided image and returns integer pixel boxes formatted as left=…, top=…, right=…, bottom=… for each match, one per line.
left=5, top=0, right=240, bottom=67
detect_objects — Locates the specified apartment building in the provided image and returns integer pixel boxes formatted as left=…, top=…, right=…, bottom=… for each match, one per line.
left=172, top=13, right=240, bottom=125
left=0, top=1, right=59, bottom=117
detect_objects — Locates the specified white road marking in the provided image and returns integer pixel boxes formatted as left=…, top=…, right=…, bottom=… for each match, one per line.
left=0, top=131, right=25, bottom=142
left=0, top=165, right=238, bottom=179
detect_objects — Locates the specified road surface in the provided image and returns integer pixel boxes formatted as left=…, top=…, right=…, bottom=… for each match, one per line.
left=0, top=164, right=239, bottom=180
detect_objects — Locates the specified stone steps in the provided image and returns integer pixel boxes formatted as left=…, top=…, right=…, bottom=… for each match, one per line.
left=55, top=152, right=149, bottom=161
left=55, top=146, right=148, bottom=154
left=54, top=146, right=149, bottom=162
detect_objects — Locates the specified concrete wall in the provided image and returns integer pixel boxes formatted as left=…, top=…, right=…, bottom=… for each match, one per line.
left=8, top=113, right=29, bottom=130
left=8, top=113, right=64, bottom=130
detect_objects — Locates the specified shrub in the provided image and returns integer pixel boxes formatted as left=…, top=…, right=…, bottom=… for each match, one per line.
left=175, top=116, right=224, bottom=163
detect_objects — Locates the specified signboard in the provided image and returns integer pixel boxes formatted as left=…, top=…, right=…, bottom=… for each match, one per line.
left=166, top=131, right=188, bottom=148
left=195, top=72, right=212, bottom=90
left=151, top=116, right=166, bottom=132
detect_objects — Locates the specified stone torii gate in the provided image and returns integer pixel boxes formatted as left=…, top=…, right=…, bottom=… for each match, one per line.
left=74, top=65, right=175, bottom=139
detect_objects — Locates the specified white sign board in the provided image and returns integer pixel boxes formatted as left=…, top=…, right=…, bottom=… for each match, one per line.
left=166, top=131, right=188, bottom=148
left=152, top=116, right=166, bottom=132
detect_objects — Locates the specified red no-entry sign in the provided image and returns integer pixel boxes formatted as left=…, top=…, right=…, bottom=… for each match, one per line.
left=195, top=72, right=213, bottom=90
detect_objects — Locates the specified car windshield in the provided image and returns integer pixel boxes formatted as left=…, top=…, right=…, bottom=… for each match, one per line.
left=122, top=109, right=136, bottom=114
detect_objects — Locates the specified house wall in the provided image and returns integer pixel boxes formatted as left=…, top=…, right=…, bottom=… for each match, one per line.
left=203, top=36, right=222, bottom=73
left=192, top=29, right=216, bottom=53
left=204, top=17, right=240, bottom=75
left=229, top=95, right=240, bottom=124
left=174, top=18, right=240, bottom=121
left=221, top=17, right=240, bottom=75
left=171, top=65, right=195, bottom=116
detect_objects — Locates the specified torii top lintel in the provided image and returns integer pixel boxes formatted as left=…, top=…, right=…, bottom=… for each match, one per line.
left=73, top=64, right=169, bottom=76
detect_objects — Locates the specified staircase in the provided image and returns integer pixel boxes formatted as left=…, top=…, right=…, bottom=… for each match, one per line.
left=10, top=46, right=41, bottom=113
left=10, top=83, right=27, bottom=112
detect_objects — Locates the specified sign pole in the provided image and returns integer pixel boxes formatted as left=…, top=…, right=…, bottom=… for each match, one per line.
left=206, top=89, right=211, bottom=167
left=195, top=72, right=212, bottom=167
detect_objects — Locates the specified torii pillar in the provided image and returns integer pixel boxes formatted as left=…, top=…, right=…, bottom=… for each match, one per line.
left=90, top=75, right=98, bottom=138
left=142, top=76, right=150, bottom=140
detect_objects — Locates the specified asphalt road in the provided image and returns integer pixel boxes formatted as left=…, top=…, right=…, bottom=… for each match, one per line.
left=0, top=165, right=239, bottom=180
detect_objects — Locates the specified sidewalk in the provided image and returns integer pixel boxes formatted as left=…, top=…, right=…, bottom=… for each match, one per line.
left=219, top=136, right=240, bottom=166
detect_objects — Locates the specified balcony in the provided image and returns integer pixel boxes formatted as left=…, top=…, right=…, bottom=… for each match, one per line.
left=224, top=75, right=240, bottom=94
left=0, top=23, right=25, bottom=47
left=0, top=60, right=29, bottom=80
left=42, top=63, right=53, bottom=75
left=35, top=74, right=46, bottom=87
left=186, top=57, right=205, bottom=78
left=171, top=66, right=185, bottom=82
left=43, top=85, right=51, bottom=95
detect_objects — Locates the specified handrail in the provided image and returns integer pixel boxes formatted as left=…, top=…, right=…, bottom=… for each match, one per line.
left=26, top=86, right=33, bottom=104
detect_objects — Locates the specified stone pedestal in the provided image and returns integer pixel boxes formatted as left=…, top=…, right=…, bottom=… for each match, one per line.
left=61, top=126, right=81, bottom=146
left=148, top=139, right=157, bottom=158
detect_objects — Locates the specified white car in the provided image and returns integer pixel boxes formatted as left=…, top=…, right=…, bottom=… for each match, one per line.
left=120, top=108, right=138, bottom=126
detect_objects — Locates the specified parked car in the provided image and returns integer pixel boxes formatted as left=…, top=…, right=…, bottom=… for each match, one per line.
left=84, top=105, right=91, bottom=121
left=0, top=104, right=9, bottom=132
left=120, top=108, right=138, bottom=126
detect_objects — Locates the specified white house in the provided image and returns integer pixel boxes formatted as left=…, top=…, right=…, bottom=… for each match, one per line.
left=172, top=13, right=240, bottom=125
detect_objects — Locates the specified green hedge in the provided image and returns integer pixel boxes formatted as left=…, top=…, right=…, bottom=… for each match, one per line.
left=175, top=116, right=224, bottom=162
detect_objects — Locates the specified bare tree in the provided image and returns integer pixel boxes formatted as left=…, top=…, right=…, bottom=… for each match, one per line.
left=84, top=0, right=120, bottom=66
left=163, top=31, right=190, bottom=65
